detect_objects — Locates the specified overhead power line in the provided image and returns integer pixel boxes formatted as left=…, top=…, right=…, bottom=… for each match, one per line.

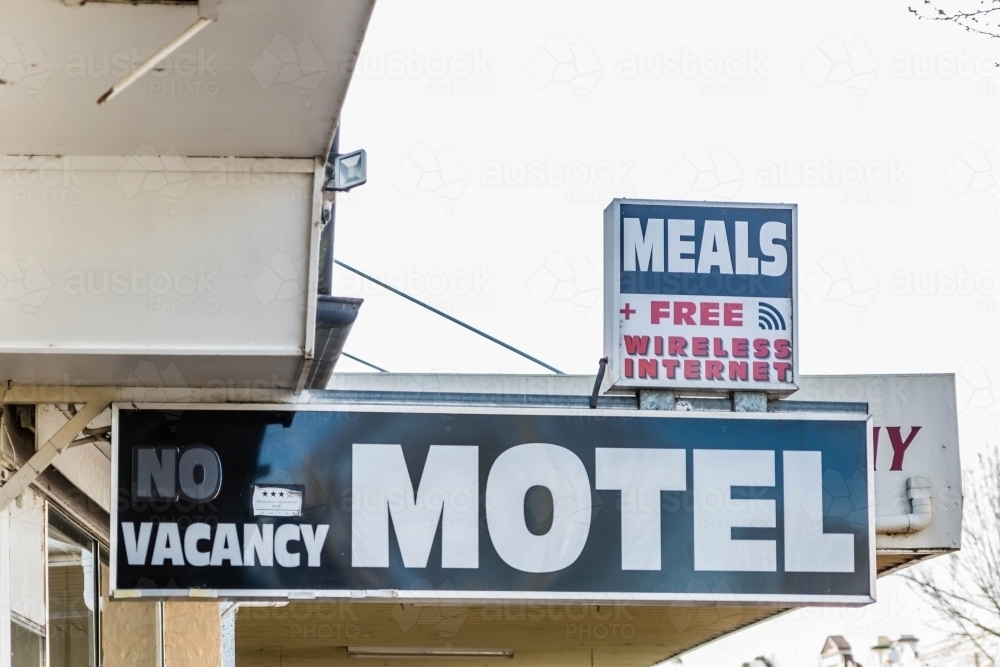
left=341, top=352, right=388, bottom=373
left=334, top=260, right=564, bottom=375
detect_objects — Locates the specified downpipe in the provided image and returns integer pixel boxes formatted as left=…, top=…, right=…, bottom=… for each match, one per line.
left=875, top=477, right=933, bottom=534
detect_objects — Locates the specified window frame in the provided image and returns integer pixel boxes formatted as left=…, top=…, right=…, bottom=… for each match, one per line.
left=46, top=507, right=104, bottom=667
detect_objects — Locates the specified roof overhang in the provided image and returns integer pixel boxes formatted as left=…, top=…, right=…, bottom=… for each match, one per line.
left=0, top=0, right=377, bottom=158
left=233, top=555, right=933, bottom=667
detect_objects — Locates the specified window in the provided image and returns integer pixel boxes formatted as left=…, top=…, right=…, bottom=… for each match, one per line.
left=11, top=616, right=45, bottom=667
left=9, top=490, right=47, bottom=667
left=47, top=510, right=103, bottom=667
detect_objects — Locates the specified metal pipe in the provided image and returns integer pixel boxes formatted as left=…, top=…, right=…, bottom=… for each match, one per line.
left=317, top=130, right=338, bottom=296
left=97, top=17, right=214, bottom=105
left=0, top=384, right=871, bottom=414
left=875, top=477, right=933, bottom=534
left=65, top=434, right=110, bottom=448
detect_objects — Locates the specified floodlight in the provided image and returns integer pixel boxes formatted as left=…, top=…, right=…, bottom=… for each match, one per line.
left=325, top=149, right=367, bottom=191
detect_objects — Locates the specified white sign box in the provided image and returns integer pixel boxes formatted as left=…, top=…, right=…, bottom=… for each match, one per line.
left=0, top=155, right=319, bottom=388
left=604, top=199, right=798, bottom=393
left=791, top=374, right=962, bottom=552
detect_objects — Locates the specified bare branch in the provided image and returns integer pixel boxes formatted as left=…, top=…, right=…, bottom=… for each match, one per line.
left=909, top=0, right=1000, bottom=39
left=905, top=447, right=1000, bottom=661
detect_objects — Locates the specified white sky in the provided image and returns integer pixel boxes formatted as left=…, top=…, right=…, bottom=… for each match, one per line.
left=334, top=0, right=999, bottom=663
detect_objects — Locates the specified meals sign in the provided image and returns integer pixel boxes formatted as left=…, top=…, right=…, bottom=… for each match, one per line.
left=604, top=199, right=798, bottom=393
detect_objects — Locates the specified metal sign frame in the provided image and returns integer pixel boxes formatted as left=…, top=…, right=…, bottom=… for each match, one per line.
left=603, top=198, right=799, bottom=394
left=110, top=402, right=874, bottom=605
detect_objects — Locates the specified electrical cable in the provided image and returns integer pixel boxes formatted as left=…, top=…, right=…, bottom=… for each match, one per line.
left=335, top=260, right=564, bottom=375
left=341, top=353, right=388, bottom=373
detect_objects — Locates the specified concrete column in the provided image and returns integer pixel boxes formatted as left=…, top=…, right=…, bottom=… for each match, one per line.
left=102, top=601, right=160, bottom=667
left=103, top=600, right=221, bottom=667
left=221, top=602, right=236, bottom=667
left=164, top=601, right=222, bottom=667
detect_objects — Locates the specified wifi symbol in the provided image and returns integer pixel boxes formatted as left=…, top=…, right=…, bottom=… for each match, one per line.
left=758, top=302, right=786, bottom=330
